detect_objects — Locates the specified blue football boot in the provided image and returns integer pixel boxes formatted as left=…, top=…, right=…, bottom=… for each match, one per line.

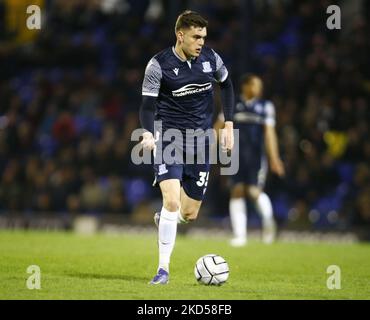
left=149, top=268, right=169, bottom=285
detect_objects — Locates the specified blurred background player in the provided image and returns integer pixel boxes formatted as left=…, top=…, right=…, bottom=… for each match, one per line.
left=140, top=10, right=234, bottom=284
left=217, top=74, right=284, bottom=246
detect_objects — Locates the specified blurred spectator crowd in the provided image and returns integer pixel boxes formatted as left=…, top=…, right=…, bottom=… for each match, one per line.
left=0, top=0, right=369, bottom=230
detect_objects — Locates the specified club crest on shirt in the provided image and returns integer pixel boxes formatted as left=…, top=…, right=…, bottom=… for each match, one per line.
left=202, top=61, right=212, bottom=73
left=255, top=103, right=263, bottom=113
left=158, top=164, right=168, bottom=175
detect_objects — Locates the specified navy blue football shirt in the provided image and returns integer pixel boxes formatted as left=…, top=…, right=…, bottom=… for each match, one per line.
left=232, top=97, right=276, bottom=159
left=142, top=46, right=229, bottom=135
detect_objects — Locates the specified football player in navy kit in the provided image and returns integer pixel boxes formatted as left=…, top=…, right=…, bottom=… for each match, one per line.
left=139, top=11, right=235, bottom=284
left=217, top=74, right=284, bottom=247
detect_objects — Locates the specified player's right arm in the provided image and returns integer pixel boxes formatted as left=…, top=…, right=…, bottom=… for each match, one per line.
left=264, top=102, right=285, bottom=177
left=140, top=57, right=162, bottom=150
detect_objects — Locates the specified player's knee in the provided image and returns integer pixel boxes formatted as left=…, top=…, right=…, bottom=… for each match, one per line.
left=246, top=187, right=261, bottom=201
left=163, top=199, right=180, bottom=212
left=231, top=185, right=245, bottom=198
left=182, top=209, right=199, bottom=222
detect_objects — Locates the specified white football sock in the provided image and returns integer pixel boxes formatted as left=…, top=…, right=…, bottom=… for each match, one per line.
left=229, top=198, right=247, bottom=240
left=178, top=211, right=188, bottom=224
left=255, top=192, right=274, bottom=228
left=158, top=207, right=178, bottom=272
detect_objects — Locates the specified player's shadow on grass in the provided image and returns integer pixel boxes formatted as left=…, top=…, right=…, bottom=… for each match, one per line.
left=67, top=272, right=147, bottom=282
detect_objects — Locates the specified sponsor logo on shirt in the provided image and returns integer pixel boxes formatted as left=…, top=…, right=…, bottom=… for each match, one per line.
left=172, top=83, right=212, bottom=97
left=234, top=112, right=265, bottom=124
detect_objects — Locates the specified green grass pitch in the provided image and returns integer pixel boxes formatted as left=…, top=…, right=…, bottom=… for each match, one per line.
left=0, top=230, right=369, bottom=300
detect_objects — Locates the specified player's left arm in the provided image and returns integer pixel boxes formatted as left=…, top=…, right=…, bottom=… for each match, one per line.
left=264, top=102, right=285, bottom=177
left=212, top=50, right=235, bottom=151
left=140, top=57, right=162, bottom=150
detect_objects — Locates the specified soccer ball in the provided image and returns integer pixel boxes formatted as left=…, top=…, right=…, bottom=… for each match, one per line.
left=194, top=254, right=229, bottom=285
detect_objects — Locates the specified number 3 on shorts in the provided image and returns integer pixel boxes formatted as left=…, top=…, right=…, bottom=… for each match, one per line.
left=196, top=171, right=209, bottom=187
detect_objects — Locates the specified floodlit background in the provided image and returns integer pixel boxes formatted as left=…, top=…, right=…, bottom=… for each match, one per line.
left=0, top=0, right=369, bottom=240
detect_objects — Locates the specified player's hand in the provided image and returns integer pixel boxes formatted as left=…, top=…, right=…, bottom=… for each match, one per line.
left=141, top=131, right=157, bottom=151
left=220, top=121, right=234, bottom=152
left=270, top=157, right=285, bottom=177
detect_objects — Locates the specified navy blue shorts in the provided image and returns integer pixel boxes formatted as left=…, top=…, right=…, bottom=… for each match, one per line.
left=153, top=145, right=210, bottom=201
left=230, top=152, right=268, bottom=188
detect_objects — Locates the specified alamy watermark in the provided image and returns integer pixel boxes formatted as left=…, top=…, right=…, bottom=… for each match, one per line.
left=26, top=5, right=41, bottom=30
left=131, top=121, right=239, bottom=176
left=26, top=265, right=41, bottom=290
left=326, top=5, right=341, bottom=30
left=326, top=265, right=341, bottom=290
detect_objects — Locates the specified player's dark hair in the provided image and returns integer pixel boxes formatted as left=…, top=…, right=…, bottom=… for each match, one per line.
left=175, top=10, right=208, bottom=33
